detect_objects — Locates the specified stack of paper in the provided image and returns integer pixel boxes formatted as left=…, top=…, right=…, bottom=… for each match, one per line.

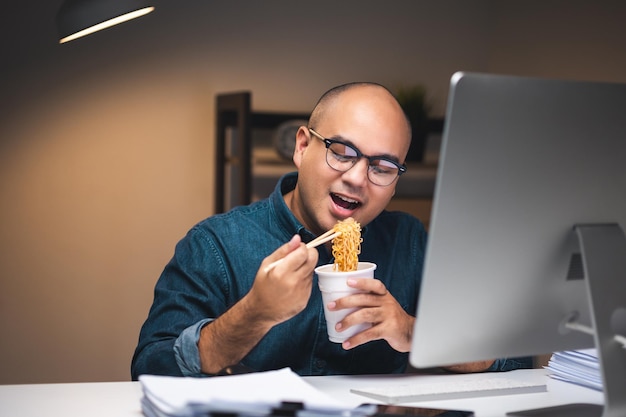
left=139, top=368, right=371, bottom=417
left=545, top=349, right=602, bottom=391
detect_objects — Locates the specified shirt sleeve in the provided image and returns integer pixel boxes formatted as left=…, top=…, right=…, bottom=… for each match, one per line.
left=131, top=225, right=231, bottom=380
left=487, top=356, right=534, bottom=372
left=174, top=318, right=213, bottom=376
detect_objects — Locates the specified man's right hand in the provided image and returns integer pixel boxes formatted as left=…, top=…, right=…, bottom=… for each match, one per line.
left=251, top=234, right=319, bottom=324
left=198, top=234, right=318, bottom=374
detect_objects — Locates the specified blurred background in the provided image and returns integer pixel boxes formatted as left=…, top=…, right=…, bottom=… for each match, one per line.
left=1, top=0, right=625, bottom=384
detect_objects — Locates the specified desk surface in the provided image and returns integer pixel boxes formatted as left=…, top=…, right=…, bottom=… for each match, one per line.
left=0, top=369, right=603, bottom=417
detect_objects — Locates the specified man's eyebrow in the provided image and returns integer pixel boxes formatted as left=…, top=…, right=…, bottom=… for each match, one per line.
left=328, top=134, right=403, bottom=164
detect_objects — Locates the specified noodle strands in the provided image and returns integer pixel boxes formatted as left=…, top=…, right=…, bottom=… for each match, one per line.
left=331, top=217, right=362, bottom=272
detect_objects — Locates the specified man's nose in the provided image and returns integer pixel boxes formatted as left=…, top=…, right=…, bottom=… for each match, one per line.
left=341, top=158, right=370, bottom=186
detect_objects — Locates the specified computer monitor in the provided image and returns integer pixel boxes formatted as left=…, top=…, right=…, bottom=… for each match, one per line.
left=410, top=72, right=626, bottom=416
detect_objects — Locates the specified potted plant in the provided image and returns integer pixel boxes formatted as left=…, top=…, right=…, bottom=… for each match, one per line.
left=395, top=84, right=432, bottom=163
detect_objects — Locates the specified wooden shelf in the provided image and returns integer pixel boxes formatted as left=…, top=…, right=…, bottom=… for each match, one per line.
left=214, top=91, right=307, bottom=213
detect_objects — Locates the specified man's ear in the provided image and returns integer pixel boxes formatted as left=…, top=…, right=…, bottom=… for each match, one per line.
left=292, top=126, right=311, bottom=168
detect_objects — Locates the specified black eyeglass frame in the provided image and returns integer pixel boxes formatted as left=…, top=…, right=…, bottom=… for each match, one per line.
left=308, top=128, right=407, bottom=186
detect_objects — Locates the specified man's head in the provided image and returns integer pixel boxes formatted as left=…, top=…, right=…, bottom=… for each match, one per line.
left=288, top=82, right=411, bottom=236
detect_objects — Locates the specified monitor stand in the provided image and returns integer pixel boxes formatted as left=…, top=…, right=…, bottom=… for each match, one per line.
left=509, top=223, right=626, bottom=417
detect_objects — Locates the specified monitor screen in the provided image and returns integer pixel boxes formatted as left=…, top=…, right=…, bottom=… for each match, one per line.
left=410, top=72, right=626, bottom=414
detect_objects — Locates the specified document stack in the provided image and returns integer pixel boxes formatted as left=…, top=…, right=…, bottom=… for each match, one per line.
left=545, top=349, right=602, bottom=391
left=139, top=368, right=370, bottom=417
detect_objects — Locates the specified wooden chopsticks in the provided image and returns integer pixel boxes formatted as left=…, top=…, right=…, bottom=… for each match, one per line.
left=305, top=229, right=340, bottom=248
left=263, top=230, right=340, bottom=273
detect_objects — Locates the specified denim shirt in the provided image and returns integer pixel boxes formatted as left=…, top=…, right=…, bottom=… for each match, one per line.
left=131, top=172, right=531, bottom=379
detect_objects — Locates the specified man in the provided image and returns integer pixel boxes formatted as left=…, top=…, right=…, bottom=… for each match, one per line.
left=131, top=82, right=531, bottom=379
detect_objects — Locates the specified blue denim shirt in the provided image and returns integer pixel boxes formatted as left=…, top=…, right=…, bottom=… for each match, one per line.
left=131, top=173, right=531, bottom=379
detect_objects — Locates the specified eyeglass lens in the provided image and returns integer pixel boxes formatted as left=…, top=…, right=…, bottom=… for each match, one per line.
left=326, top=142, right=400, bottom=186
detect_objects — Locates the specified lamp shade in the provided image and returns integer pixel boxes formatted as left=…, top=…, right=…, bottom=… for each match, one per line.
left=56, top=0, right=154, bottom=44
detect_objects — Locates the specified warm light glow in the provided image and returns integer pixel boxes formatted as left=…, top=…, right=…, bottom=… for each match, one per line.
left=59, top=7, right=155, bottom=44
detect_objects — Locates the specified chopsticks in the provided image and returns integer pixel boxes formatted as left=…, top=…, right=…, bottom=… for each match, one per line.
left=305, top=229, right=340, bottom=248
left=263, top=230, right=340, bottom=273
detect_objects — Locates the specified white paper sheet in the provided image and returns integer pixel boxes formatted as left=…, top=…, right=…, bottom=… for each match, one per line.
left=139, top=368, right=351, bottom=416
left=545, top=349, right=602, bottom=391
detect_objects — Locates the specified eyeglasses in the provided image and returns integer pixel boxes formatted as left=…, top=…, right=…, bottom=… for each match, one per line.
left=308, top=128, right=407, bottom=187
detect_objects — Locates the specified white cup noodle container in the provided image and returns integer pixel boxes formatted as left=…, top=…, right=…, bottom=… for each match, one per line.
left=315, top=262, right=377, bottom=343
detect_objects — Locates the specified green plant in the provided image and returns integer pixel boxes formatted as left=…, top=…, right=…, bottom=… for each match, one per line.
left=394, top=84, right=432, bottom=162
left=395, top=84, right=431, bottom=123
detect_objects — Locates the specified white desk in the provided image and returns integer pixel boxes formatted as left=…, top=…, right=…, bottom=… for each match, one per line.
left=0, top=369, right=603, bottom=417
left=306, top=369, right=603, bottom=415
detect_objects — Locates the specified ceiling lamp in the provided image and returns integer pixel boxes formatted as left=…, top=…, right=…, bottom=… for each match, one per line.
left=56, top=0, right=155, bottom=44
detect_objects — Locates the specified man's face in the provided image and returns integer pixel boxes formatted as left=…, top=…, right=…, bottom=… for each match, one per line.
left=290, top=86, right=410, bottom=235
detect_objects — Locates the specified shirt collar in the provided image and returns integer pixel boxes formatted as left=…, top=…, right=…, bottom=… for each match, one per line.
left=269, top=172, right=316, bottom=243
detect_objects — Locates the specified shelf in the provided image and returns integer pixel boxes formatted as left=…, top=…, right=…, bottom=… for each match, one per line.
left=214, top=91, right=307, bottom=213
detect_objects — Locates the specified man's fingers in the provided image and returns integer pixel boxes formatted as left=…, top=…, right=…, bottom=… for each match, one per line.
left=262, top=235, right=304, bottom=273
left=347, top=277, right=388, bottom=295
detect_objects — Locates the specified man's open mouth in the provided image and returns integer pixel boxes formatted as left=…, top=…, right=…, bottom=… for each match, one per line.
left=331, top=193, right=361, bottom=210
